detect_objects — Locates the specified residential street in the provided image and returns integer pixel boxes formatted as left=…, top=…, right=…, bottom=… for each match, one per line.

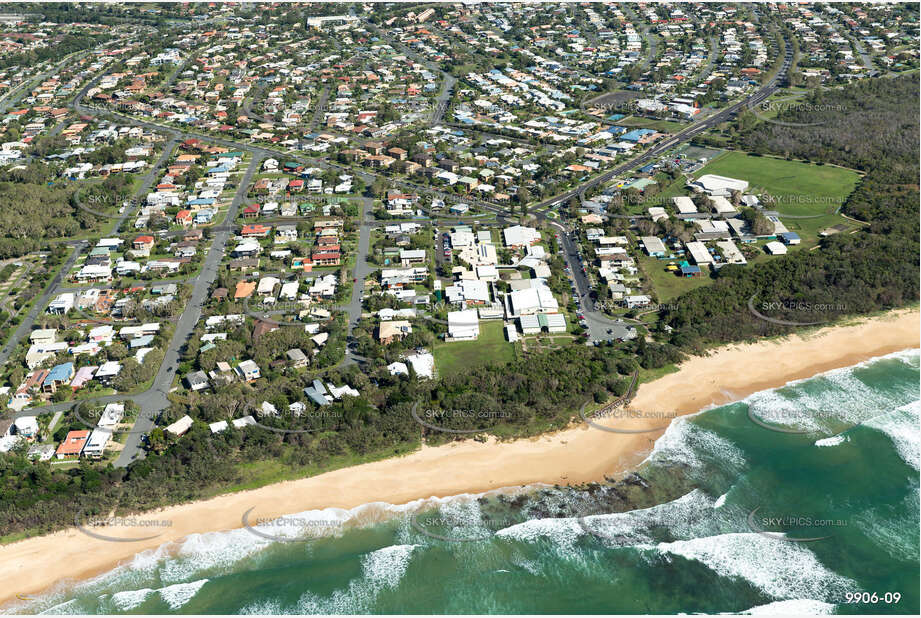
left=0, top=24, right=792, bottom=465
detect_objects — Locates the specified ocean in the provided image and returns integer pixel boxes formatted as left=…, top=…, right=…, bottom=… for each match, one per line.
left=5, top=349, right=919, bottom=615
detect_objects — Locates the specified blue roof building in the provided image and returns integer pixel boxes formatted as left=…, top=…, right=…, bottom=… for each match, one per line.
left=621, top=128, right=657, bottom=142
left=43, top=362, right=74, bottom=391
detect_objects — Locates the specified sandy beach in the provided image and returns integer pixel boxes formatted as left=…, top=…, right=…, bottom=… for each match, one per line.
left=1, top=308, right=918, bottom=605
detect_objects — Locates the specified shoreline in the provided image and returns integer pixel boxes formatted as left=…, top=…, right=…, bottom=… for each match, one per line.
left=1, top=308, right=918, bottom=606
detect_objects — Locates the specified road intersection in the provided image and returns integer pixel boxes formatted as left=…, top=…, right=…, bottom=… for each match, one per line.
left=0, top=28, right=791, bottom=465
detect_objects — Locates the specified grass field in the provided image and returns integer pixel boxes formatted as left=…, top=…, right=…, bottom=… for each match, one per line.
left=695, top=151, right=861, bottom=216
left=638, top=254, right=713, bottom=302
left=619, top=115, right=688, bottom=133
left=433, top=320, right=515, bottom=376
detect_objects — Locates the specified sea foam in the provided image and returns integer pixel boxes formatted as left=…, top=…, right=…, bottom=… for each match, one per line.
left=655, top=533, right=854, bottom=602
left=863, top=401, right=920, bottom=471
left=741, top=599, right=837, bottom=614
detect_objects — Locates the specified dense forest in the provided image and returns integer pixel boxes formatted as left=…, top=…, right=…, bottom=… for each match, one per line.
left=0, top=32, right=107, bottom=70
left=0, top=169, right=130, bottom=259
left=659, top=75, right=919, bottom=349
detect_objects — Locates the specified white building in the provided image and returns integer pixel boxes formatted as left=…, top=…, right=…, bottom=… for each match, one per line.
left=447, top=310, right=480, bottom=341
left=672, top=196, right=698, bottom=214
left=503, top=225, right=541, bottom=248
left=690, top=174, right=749, bottom=197
left=685, top=241, right=714, bottom=265
left=765, top=241, right=788, bottom=255
left=508, top=286, right=559, bottom=316
left=47, top=293, right=75, bottom=315
left=82, top=428, right=112, bottom=458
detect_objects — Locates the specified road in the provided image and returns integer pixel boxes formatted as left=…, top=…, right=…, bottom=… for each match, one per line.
left=699, top=35, right=720, bottom=82
left=307, top=85, right=331, bottom=133
left=110, top=136, right=179, bottom=234
left=430, top=75, right=456, bottom=125
left=0, top=241, right=87, bottom=368
left=622, top=6, right=658, bottom=73
left=113, top=152, right=266, bottom=466
left=527, top=30, right=792, bottom=341
left=337, top=198, right=372, bottom=366
left=0, top=25, right=792, bottom=463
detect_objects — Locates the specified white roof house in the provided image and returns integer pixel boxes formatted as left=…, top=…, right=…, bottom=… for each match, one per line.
left=30, top=329, right=57, bottom=345
left=406, top=352, right=435, bottom=378
left=625, top=295, right=652, bottom=309
left=48, top=293, right=75, bottom=314
left=95, top=361, right=122, bottom=381
left=447, top=310, right=480, bottom=341
left=13, top=416, right=39, bottom=437
left=232, top=415, right=256, bottom=429
left=387, top=361, right=409, bottom=376
left=82, top=428, right=112, bottom=458
left=165, top=415, right=194, bottom=436
left=257, top=276, right=280, bottom=295
left=327, top=383, right=360, bottom=399
left=98, top=403, right=125, bottom=428
left=209, top=420, right=229, bottom=434
left=279, top=281, right=299, bottom=299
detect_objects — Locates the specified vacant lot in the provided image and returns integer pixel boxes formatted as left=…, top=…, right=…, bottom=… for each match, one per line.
left=695, top=151, right=861, bottom=216
left=638, top=254, right=713, bottom=302
left=433, top=320, right=515, bottom=376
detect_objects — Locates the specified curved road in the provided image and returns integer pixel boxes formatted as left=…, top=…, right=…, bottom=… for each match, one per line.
left=1, top=27, right=792, bottom=464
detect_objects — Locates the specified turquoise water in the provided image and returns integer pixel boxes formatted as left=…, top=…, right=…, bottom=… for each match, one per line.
left=5, top=350, right=919, bottom=615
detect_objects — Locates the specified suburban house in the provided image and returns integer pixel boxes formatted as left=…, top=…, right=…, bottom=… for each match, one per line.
left=235, top=359, right=261, bottom=381
left=378, top=320, right=413, bottom=344
left=42, top=362, right=75, bottom=393
left=55, top=430, right=90, bottom=459
left=132, top=235, right=155, bottom=251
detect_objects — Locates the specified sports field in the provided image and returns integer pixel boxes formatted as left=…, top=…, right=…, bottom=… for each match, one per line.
left=695, top=151, right=861, bottom=216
